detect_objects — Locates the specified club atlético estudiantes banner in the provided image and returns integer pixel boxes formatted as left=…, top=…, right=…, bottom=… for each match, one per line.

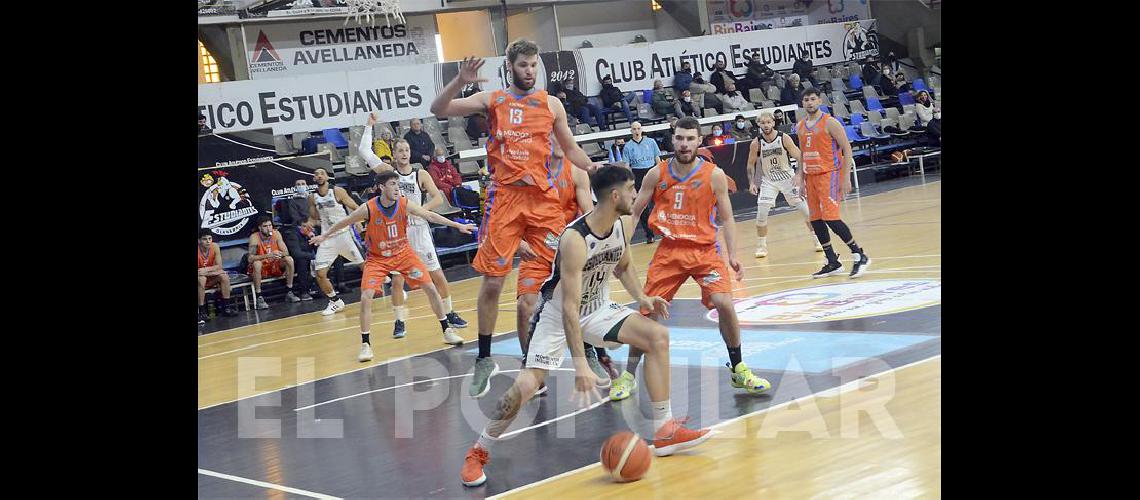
left=199, top=20, right=877, bottom=135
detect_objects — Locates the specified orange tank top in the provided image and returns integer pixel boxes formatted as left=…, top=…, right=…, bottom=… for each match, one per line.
left=253, top=230, right=281, bottom=256
left=365, top=195, right=411, bottom=259
left=486, top=89, right=555, bottom=189
left=796, top=112, right=841, bottom=174
left=198, top=244, right=216, bottom=269
left=649, top=158, right=719, bottom=246
left=552, top=157, right=580, bottom=224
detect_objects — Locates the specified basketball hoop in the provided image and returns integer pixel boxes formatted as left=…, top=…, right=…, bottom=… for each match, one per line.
left=343, top=0, right=406, bottom=27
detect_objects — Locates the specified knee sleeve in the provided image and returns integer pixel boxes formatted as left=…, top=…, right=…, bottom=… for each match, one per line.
left=825, top=220, right=853, bottom=243
left=810, top=220, right=831, bottom=244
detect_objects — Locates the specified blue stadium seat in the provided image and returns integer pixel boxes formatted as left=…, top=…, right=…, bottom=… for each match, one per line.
left=866, top=97, right=884, bottom=112
left=913, top=79, right=927, bottom=91
left=898, top=92, right=916, bottom=106
left=850, top=113, right=865, bottom=126
left=845, top=125, right=869, bottom=142
left=323, top=128, right=350, bottom=148
left=848, top=74, right=863, bottom=90
left=821, top=104, right=831, bottom=115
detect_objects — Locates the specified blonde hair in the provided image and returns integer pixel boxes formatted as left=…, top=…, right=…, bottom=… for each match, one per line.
left=758, top=112, right=774, bottom=122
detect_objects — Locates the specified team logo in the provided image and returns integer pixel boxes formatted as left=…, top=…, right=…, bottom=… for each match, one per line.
left=522, top=278, right=536, bottom=287
left=657, top=210, right=667, bottom=221
left=497, top=257, right=508, bottom=266
left=702, top=271, right=722, bottom=284
left=660, top=182, right=668, bottom=190
left=496, top=95, right=506, bottom=104
left=544, top=232, right=560, bottom=249
left=369, top=278, right=378, bottom=285
left=199, top=171, right=259, bottom=236
left=708, top=279, right=941, bottom=324
left=249, top=31, right=288, bottom=76
left=842, top=22, right=879, bottom=62
left=409, top=268, right=423, bottom=279
left=527, top=98, right=540, bottom=107
left=692, top=179, right=702, bottom=189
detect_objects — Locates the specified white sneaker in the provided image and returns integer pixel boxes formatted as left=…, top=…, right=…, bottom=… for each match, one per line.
left=255, top=296, right=269, bottom=310
left=322, top=298, right=345, bottom=316
left=443, top=327, right=464, bottom=345
left=358, top=342, right=374, bottom=362
left=755, top=245, right=768, bottom=258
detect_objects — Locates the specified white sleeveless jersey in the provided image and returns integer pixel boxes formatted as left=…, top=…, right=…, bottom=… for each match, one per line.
left=313, top=187, right=349, bottom=236
left=757, top=132, right=795, bottom=183
left=540, top=214, right=627, bottom=317
left=396, top=167, right=427, bottom=226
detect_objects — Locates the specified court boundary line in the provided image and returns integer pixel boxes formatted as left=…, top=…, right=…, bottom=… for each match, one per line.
left=197, top=180, right=940, bottom=338
left=197, top=468, right=342, bottom=499
left=487, top=353, right=942, bottom=499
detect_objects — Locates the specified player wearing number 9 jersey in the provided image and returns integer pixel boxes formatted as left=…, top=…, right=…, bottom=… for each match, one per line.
left=613, top=117, right=772, bottom=402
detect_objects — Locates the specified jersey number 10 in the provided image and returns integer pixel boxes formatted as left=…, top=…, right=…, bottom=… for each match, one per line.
left=387, top=224, right=398, bottom=238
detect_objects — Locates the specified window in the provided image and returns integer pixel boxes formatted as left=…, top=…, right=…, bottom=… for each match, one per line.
left=651, top=0, right=662, bottom=11
left=199, top=40, right=220, bottom=84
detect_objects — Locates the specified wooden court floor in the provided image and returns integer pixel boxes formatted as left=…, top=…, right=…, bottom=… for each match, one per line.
left=198, top=178, right=941, bottom=497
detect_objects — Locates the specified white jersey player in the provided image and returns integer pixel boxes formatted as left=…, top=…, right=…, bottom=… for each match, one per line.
left=747, top=111, right=823, bottom=258
left=307, top=168, right=366, bottom=316
left=358, top=112, right=468, bottom=335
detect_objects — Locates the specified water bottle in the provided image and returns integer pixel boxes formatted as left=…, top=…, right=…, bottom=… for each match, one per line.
left=208, top=300, right=216, bottom=319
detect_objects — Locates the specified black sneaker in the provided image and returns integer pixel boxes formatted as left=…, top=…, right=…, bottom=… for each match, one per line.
left=849, top=252, right=871, bottom=278
left=222, top=305, right=238, bottom=317
left=198, top=311, right=208, bottom=325
left=447, top=311, right=468, bottom=328
left=393, top=320, right=406, bottom=339
left=812, top=260, right=845, bottom=279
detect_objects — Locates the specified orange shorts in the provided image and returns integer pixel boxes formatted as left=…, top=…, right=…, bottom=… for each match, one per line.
left=805, top=170, right=843, bottom=221
left=201, top=273, right=226, bottom=289
left=474, top=182, right=564, bottom=278
left=361, top=253, right=431, bottom=293
left=248, top=258, right=285, bottom=278
left=517, top=256, right=554, bottom=297
left=643, top=241, right=733, bottom=310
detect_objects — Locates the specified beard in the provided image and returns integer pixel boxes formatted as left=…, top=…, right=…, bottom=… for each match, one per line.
left=512, top=68, right=535, bottom=91
left=674, top=149, right=695, bottom=163
left=616, top=201, right=633, bottom=216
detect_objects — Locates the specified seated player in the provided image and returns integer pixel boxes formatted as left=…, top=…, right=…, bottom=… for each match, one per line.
left=247, top=216, right=297, bottom=309
left=198, top=230, right=237, bottom=323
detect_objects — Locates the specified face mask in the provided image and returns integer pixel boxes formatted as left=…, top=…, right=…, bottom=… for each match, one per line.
left=683, top=97, right=691, bottom=102
left=713, top=129, right=722, bottom=135
left=436, top=156, right=446, bottom=163
left=564, top=83, right=574, bottom=90
left=736, top=122, right=746, bottom=129
left=295, top=185, right=308, bottom=195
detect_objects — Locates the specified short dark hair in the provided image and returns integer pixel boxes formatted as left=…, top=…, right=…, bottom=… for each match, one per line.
left=375, top=170, right=400, bottom=186
left=591, top=165, right=634, bottom=199
left=199, top=228, right=212, bottom=239
left=257, top=215, right=273, bottom=226
left=506, top=38, right=539, bottom=63
left=674, top=116, right=701, bottom=133
left=801, top=88, right=822, bottom=99
left=735, top=114, right=745, bottom=121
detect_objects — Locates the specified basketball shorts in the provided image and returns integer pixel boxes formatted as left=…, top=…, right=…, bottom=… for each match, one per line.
left=644, top=241, right=733, bottom=310
left=474, top=182, right=563, bottom=278
left=202, top=273, right=226, bottom=289
left=314, top=230, right=365, bottom=270
left=805, top=170, right=843, bottom=221
left=524, top=298, right=637, bottom=371
left=757, top=175, right=805, bottom=214
left=361, top=252, right=431, bottom=293
left=249, top=258, right=285, bottom=278
left=407, top=223, right=441, bottom=272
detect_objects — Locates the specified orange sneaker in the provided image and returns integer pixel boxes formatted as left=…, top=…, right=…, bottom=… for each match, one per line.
left=652, top=417, right=712, bottom=457
left=461, top=445, right=489, bottom=487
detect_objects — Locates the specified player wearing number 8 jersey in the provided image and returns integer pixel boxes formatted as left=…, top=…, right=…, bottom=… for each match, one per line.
left=795, top=88, right=871, bottom=278
left=610, top=117, right=772, bottom=402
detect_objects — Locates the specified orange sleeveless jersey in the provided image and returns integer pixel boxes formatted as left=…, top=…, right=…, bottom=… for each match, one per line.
left=796, top=112, right=841, bottom=175
left=485, top=89, right=555, bottom=189
left=253, top=231, right=281, bottom=256
left=649, top=158, right=719, bottom=246
left=553, top=157, right=580, bottom=223
left=365, top=195, right=412, bottom=259
left=198, top=244, right=216, bottom=269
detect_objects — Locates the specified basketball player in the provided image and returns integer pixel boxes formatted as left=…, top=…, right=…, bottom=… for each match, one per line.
left=612, top=117, right=772, bottom=401
left=429, top=40, right=603, bottom=398
left=247, top=216, right=298, bottom=309
left=460, top=167, right=711, bottom=487
left=304, top=168, right=367, bottom=316
left=747, top=112, right=823, bottom=258
left=198, top=230, right=237, bottom=323
left=360, top=116, right=470, bottom=336
left=310, top=171, right=474, bottom=362
left=516, top=136, right=615, bottom=393
left=796, top=88, right=871, bottom=278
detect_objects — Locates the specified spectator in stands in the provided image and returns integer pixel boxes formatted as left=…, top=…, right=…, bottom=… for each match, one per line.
left=373, top=128, right=394, bottom=160
left=781, top=73, right=805, bottom=106
left=879, top=67, right=900, bottom=96
left=674, top=89, right=701, bottom=118
left=703, top=122, right=733, bottom=147
left=730, top=114, right=756, bottom=142
left=658, top=116, right=679, bottom=152
left=742, top=55, right=774, bottom=93
left=404, top=118, right=435, bottom=167
left=710, top=58, right=739, bottom=95
left=560, top=80, right=609, bottom=130
left=466, top=112, right=488, bottom=138
left=198, top=230, right=236, bottom=323
left=599, top=76, right=638, bottom=126
left=883, top=51, right=901, bottom=74
left=862, top=56, right=882, bottom=88
left=673, top=62, right=694, bottom=92
left=198, top=114, right=212, bottom=135
left=275, top=179, right=317, bottom=301
left=248, top=216, right=298, bottom=309
left=689, top=72, right=723, bottom=115
left=622, top=121, right=662, bottom=242
left=792, top=53, right=817, bottom=87
left=427, top=146, right=463, bottom=200
left=650, top=79, right=675, bottom=117
left=915, top=90, right=941, bottom=144
left=718, top=80, right=751, bottom=114
left=894, top=72, right=911, bottom=93
left=607, top=137, right=626, bottom=164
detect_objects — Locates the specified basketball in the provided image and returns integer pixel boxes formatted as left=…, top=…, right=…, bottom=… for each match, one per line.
left=599, top=431, right=652, bottom=482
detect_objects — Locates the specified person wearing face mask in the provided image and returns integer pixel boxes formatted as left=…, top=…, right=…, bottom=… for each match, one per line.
left=674, top=89, right=701, bottom=118
left=273, top=179, right=320, bottom=301
left=717, top=80, right=751, bottom=114
left=599, top=76, right=639, bottom=126
left=709, top=58, right=739, bottom=95
left=427, top=146, right=463, bottom=200
left=650, top=79, right=675, bottom=117
left=730, top=114, right=756, bottom=142
left=703, top=123, right=732, bottom=147
left=247, top=216, right=298, bottom=309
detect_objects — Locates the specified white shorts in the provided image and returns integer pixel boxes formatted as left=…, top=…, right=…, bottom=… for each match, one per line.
left=524, top=299, right=637, bottom=371
left=407, top=223, right=441, bottom=272
left=314, top=231, right=364, bottom=270
left=757, top=176, right=804, bottom=213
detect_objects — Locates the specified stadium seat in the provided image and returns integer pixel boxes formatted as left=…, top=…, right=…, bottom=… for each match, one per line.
left=845, top=125, right=869, bottom=143
left=866, top=97, right=885, bottom=112
left=820, top=104, right=831, bottom=115
left=323, top=128, right=350, bottom=148
left=860, top=122, right=891, bottom=141
left=803, top=80, right=815, bottom=90
left=898, top=92, right=916, bottom=106
left=292, top=131, right=311, bottom=150
left=749, top=88, right=767, bottom=104
left=913, top=78, right=927, bottom=91
left=766, top=86, right=781, bottom=102
left=850, top=113, right=865, bottom=126
left=830, top=91, right=849, bottom=105
left=831, top=101, right=851, bottom=121
left=863, top=86, right=881, bottom=100
left=849, top=99, right=867, bottom=115
left=884, top=107, right=902, bottom=123
left=831, top=78, right=848, bottom=93
left=848, top=74, right=864, bottom=90
left=274, top=134, right=297, bottom=156
left=867, top=109, right=883, bottom=125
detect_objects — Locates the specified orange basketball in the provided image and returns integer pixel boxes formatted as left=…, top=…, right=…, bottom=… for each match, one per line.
left=599, top=431, right=652, bottom=482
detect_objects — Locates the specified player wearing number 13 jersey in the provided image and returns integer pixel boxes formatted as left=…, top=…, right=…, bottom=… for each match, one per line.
left=614, top=117, right=772, bottom=402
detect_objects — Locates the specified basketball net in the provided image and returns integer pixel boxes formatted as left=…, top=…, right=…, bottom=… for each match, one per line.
left=343, top=0, right=405, bottom=27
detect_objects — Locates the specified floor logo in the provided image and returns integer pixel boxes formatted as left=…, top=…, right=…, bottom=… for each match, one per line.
left=709, top=279, right=940, bottom=324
